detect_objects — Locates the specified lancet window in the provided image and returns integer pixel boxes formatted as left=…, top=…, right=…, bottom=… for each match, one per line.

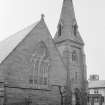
left=72, top=21, right=78, bottom=36
left=58, top=20, right=63, bottom=37
left=72, top=50, right=78, bottom=62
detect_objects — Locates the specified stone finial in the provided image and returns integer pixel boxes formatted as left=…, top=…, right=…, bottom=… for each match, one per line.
left=41, top=14, right=45, bottom=20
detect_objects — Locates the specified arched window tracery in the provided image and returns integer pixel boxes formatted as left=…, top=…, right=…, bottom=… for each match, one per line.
left=30, top=41, right=50, bottom=88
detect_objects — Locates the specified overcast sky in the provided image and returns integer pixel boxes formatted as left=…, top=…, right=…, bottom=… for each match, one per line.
left=0, top=0, right=105, bottom=80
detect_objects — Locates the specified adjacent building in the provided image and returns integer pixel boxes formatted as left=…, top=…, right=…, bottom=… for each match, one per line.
left=0, top=0, right=87, bottom=105
left=88, top=75, right=105, bottom=105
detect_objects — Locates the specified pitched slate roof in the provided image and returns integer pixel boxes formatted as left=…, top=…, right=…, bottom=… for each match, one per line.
left=88, top=80, right=105, bottom=88
left=0, top=16, right=67, bottom=86
left=0, top=21, right=39, bottom=64
left=54, top=0, right=84, bottom=45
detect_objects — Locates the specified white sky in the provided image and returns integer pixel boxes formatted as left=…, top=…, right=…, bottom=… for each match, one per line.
left=0, top=0, right=105, bottom=80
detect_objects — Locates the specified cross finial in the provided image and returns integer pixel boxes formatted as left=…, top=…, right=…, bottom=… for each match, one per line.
left=41, top=14, right=45, bottom=20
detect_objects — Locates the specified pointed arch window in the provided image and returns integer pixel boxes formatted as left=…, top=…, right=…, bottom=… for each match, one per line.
left=30, top=41, right=50, bottom=88
left=72, top=22, right=78, bottom=36
left=72, top=50, right=78, bottom=62
left=58, top=20, right=63, bottom=37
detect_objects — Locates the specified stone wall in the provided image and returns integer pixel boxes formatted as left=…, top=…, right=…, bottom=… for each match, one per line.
left=4, top=86, right=60, bottom=105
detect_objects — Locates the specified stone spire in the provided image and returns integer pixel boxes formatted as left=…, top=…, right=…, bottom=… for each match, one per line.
left=54, top=0, right=84, bottom=45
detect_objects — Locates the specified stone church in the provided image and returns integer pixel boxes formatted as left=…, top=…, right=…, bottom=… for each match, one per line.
left=0, top=0, right=87, bottom=105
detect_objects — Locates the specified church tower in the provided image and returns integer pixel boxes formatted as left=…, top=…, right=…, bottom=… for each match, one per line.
left=54, top=0, right=87, bottom=104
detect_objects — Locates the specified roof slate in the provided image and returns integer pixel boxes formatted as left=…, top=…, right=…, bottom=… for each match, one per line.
left=0, top=21, right=39, bottom=64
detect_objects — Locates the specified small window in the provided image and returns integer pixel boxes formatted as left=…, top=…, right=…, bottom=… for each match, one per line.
left=94, top=89, right=98, bottom=94
left=72, top=50, right=78, bottom=62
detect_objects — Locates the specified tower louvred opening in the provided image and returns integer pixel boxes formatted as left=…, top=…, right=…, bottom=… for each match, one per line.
left=58, top=21, right=63, bottom=37
left=72, top=22, right=78, bottom=36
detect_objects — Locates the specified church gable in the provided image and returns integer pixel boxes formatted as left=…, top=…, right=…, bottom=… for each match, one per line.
left=0, top=17, right=66, bottom=89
